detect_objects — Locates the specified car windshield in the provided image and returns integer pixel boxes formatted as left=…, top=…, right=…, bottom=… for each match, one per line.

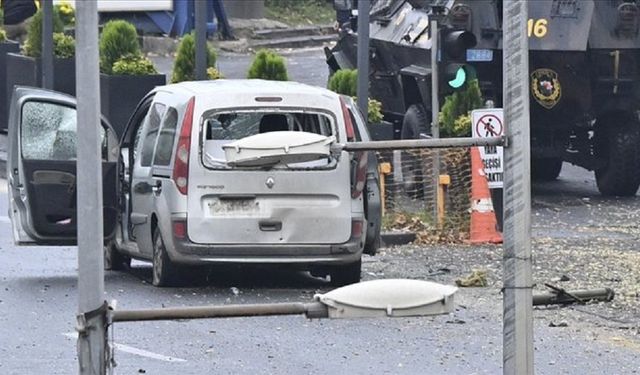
left=202, top=109, right=337, bottom=169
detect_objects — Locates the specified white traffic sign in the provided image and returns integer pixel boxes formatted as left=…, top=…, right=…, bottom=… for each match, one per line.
left=472, top=108, right=504, bottom=188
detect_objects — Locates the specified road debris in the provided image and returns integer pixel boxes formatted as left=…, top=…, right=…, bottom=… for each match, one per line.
left=533, top=286, right=615, bottom=306
left=455, top=269, right=488, bottom=287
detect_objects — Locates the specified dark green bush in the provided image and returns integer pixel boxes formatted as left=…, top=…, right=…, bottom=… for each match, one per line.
left=247, top=49, right=288, bottom=81
left=53, top=32, right=74, bottom=58
left=23, top=8, right=64, bottom=57
left=171, top=32, right=217, bottom=83
left=439, top=79, right=483, bottom=137
left=328, top=69, right=357, bottom=96
left=112, top=54, right=158, bottom=75
left=207, top=67, right=224, bottom=80
left=99, top=20, right=141, bottom=74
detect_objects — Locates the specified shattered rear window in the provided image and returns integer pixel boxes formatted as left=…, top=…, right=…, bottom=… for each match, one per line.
left=21, top=101, right=106, bottom=161
left=201, top=109, right=336, bottom=169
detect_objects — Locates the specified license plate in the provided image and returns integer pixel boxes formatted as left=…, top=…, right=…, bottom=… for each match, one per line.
left=467, top=49, right=493, bottom=62
left=208, top=199, right=259, bottom=215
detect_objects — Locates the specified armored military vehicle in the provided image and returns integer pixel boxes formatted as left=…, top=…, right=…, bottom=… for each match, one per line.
left=327, top=0, right=640, bottom=196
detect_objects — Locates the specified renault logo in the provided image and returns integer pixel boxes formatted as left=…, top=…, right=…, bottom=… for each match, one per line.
left=265, top=177, right=275, bottom=189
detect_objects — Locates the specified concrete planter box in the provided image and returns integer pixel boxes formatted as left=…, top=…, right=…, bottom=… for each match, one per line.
left=100, top=73, right=166, bottom=138
left=0, top=41, right=20, bottom=132
left=5, top=53, right=76, bottom=131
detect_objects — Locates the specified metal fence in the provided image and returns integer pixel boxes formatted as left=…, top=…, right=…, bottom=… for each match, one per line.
left=376, top=147, right=472, bottom=244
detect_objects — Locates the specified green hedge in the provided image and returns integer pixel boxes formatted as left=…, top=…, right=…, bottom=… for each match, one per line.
left=247, top=49, right=288, bottom=81
left=99, top=20, right=141, bottom=74
left=171, top=32, right=217, bottom=83
left=23, top=9, right=64, bottom=57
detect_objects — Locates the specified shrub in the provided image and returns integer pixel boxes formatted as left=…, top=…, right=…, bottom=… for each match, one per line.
left=23, top=8, right=64, bottom=57
left=55, top=1, right=75, bottom=27
left=439, top=79, right=483, bottom=137
left=328, top=69, right=384, bottom=123
left=247, top=49, right=288, bottom=81
left=328, top=69, right=357, bottom=96
left=53, top=32, right=74, bottom=58
left=99, top=20, right=141, bottom=74
left=0, top=7, right=4, bottom=26
left=207, top=67, right=224, bottom=80
left=112, top=54, right=158, bottom=75
left=0, top=29, right=6, bottom=43
left=171, top=32, right=217, bottom=83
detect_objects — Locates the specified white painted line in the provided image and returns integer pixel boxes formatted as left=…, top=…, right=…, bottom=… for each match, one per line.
left=0, top=216, right=9, bottom=224
left=63, top=332, right=187, bottom=363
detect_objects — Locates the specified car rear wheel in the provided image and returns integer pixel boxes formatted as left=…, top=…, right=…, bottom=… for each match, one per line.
left=104, top=242, right=130, bottom=271
left=152, top=228, right=179, bottom=287
left=330, top=260, right=362, bottom=286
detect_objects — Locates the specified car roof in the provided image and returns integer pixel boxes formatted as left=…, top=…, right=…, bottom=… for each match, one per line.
left=155, top=79, right=341, bottom=100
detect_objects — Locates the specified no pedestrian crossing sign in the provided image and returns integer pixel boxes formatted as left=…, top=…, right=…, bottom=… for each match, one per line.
left=471, top=108, right=504, bottom=188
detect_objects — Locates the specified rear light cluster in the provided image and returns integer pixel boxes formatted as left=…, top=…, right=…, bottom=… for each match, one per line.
left=340, top=97, right=367, bottom=198
left=340, top=96, right=356, bottom=142
left=351, top=219, right=364, bottom=239
left=172, top=97, right=195, bottom=195
left=172, top=220, right=187, bottom=239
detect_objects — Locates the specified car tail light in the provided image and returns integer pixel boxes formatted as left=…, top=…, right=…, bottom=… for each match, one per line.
left=340, top=96, right=355, bottom=142
left=172, top=97, right=195, bottom=195
left=351, top=219, right=364, bottom=239
left=172, top=220, right=187, bottom=239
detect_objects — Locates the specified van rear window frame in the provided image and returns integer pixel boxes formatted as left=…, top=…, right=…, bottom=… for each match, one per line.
left=198, top=106, right=340, bottom=171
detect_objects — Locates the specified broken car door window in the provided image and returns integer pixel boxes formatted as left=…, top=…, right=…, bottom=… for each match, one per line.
left=21, top=101, right=105, bottom=161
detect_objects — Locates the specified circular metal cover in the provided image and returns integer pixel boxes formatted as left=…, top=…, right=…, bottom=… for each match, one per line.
left=317, top=279, right=458, bottom=310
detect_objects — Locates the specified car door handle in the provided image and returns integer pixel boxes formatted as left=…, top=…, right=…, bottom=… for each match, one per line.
left=151, top=180, right=162, bottom=195
left=259, top=220, right=282, bottom=232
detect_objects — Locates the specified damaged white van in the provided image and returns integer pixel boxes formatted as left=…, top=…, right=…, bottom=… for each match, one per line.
left=7, top=81, right=381, bottom=287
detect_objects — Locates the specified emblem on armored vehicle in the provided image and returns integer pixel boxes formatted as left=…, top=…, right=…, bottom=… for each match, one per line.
left=531, top=68, right=561, bottom=109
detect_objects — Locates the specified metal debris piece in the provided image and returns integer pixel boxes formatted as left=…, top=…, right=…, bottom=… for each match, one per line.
left=533, top=287, right=615, bottom=306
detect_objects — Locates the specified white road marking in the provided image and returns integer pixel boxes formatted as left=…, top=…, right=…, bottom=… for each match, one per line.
left=63, top=332, right=187, bottom=363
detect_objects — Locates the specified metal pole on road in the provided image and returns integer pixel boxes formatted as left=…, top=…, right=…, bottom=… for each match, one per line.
left=502, top=1, right=533, bottom=374
left=356, top=0, right=370, bottom=123
left=430, top=18, right=440, bottom=224
left=42, top=0, right=54, bottom=90
left=75, top=2, right=107, bottom=374
left=195, top=0, right=208, bottom=80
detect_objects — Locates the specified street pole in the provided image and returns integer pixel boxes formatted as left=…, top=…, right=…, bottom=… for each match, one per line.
left=356, top=0, right=369, bottom=123
left=502, top=1, right=533, bottom=374
left=42, top=0, right=54, bottom=90
left=195, top=0, right=207, bottom=80
left=430, top=19, right=440, bottom=223
left=75, top=2, right=107, bottom=374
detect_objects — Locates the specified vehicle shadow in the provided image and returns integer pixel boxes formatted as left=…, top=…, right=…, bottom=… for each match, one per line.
left=122, top=262, right=330, bottom=290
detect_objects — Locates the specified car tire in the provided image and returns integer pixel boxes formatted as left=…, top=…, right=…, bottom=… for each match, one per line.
left=531, top=157, right=562, bottom=181
left=330, top=260, right=362, bottom=286
left=152, top=228, right=179, bottom=287
left=363, top=177, right=381, bottom=256
left=595, top=125, right=640, bottom=196
left=104, top=242, right=130, bottom=271
left=400, top=104, right=430, bottom=199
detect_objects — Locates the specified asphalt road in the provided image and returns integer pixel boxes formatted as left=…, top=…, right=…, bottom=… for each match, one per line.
left=1, top=48, right=639, bottom=374
left=2, top=163, right=640, bottom=374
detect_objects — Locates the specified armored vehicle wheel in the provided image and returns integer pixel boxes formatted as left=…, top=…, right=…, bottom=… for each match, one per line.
left=401, top=105, right=429, bottom=198
left=595, top=125, right=640, bottom=196
left=330, top=260, right=362, bottom=286
left=104, top=242, right=130, bottom=271
left=532, top=158, right=562, bottom=181
left=152, top=228, right=179, bottom=287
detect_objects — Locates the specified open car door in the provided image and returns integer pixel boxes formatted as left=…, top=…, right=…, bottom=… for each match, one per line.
left=7, top=87, right=119, bottom=245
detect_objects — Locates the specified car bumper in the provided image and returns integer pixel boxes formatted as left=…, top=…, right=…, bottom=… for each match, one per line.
left=166, top=236, right=364, bottom=266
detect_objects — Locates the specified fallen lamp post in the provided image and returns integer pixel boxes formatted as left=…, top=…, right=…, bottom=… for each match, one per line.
left=532, top=287, right=614, bottom=306
left=109, top=279, right=458, bottom=323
